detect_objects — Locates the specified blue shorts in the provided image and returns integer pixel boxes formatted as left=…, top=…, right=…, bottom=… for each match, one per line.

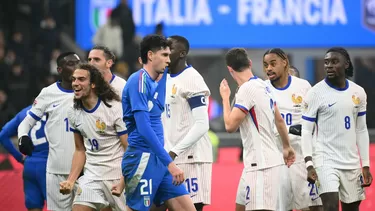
left=23, top=157, right=47, bottom=209
left=122, top=148, right=188, bottom=211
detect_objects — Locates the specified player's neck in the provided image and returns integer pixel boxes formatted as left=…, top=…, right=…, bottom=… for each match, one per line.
left=82, top=94, right=99, bottom=111
left=272, top=74, right=289, bottom=89
left=326, top=77, right=347, bottom=89
left=102, top=69, right=113, bottom=83
left=170, top=62, right=187, bottom=75
left=143, top=64, right=159, bottom=80
left=60, top=80, right=72, bottom=90
left=236, top=71, right=254, bottom=86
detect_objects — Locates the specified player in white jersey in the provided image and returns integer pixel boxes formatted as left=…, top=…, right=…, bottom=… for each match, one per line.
left=220, top=48, right=295, bottom=211
left=159, top=36, right=212, bottom=211
left=59, top=63, right=128, bottom=211
left=301, top=47, right=373, bottom=211
left=18, top=52, right=81, bottom=211
left=88, top=45, right=126, bottom=96
left=263, top=48, right=323, bottom=211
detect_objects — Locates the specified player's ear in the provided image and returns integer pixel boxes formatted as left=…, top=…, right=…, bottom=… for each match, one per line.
left=106, top=59, right=113, bottom=68
left=345, top=60, right=349, bottom=70
left=91, top=83, right=96, bottom=89
left=147, top=50, right=153, bottom=62
left=57, top=67, right=62, bottom=74
left=180, top=50, right=186, bottom=58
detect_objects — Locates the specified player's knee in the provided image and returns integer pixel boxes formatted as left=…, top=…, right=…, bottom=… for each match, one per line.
left=194, top=203, right=204, bottom=211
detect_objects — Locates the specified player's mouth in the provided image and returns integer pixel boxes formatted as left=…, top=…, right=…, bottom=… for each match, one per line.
left=326, top=70, right=336, bottom=77
left=267, top=72, right=277, bottom=80
left=74, top=87, right=82, bottom=95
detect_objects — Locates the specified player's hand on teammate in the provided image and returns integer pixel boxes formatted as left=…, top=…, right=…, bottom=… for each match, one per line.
left=111, top=180, right=125, bottom=197
left=59, top=180, right=74, bottom=195
left=18, top=135, right=34, bottom=156
left=219, top=79, right=231, bottom=100
left=361, top=166, right=373, bottom=187
left=168, top=162, right=184, bottom=186
left=169, top=151, right=177, bottom=160
left=282, top=146, right=296, bottom=167
left=306, top=166, right=318, bottom=184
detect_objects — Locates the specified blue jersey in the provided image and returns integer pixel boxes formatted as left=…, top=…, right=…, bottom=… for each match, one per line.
left=122, top=69, right=166, bottom=151
left=0, top=105, right=48, bottom=161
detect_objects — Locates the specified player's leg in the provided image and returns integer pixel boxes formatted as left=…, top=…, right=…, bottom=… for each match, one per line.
left=23, top=159, right=45, bottom=211
left=122, top=151, right=165, bottom=211
left=177, top=163, right=212, bottom=210
left=338, top=168, right=365, bottom=211
left=276, top=164, right=292, bottom=211
left=101, top=179, right=127, bottom=211
left=235, top=169, right=246, bottom=211
left=73, top=177, right=111, bottom=210
left=315, top=166, right=340, bottom=211
left=46, top=173, right=75, bottom=211
left=289, top=161, right=323, bottom=211
left=245, top=166, right=281, bottom=211
left=73, top=204, right=96, bottom=211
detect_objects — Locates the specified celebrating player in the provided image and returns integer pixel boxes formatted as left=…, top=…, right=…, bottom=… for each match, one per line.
left=59, top=63, right=128, bottom=211
left=122, top=35, right=195, bottom=211
left=263, top=48, right=322, bottom=211
left=220, top=48, right=295, bottom=211
left=17, top=52, right=80, bottom=211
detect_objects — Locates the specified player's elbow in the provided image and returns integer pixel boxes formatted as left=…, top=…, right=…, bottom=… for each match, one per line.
left=225, top=123, right=238, bottom=133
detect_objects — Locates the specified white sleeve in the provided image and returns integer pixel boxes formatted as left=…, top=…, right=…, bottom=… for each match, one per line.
left=233, top=84, right=255, bottom=113
left=170, top=106, right=209, bottom=156
left=356, top=89, right=370, bottom=167
left=301, top=90, right=320, bottom=159
left=113, top=101, right=127, bottom=136
left=18, top=88, right=49, bottom=138
left=181, top=73, right=210, bottom=99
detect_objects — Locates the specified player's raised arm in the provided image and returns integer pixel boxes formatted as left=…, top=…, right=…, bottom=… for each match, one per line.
left=220, top=79, right=247, bottom=133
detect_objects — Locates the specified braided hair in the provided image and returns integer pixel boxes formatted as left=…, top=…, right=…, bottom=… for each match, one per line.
left=326, top=47, right=354, bottom=78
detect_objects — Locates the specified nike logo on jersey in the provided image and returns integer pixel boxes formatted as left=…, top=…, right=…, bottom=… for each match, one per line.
left=190, top=194, right=197, bottom=198
left=53, top=104, right=59, bottom=107
left=328, top=102, right=337, bottom=107
left=311, top=197, right=320, bottom=201
left=75, top=124, right=81, bottom=127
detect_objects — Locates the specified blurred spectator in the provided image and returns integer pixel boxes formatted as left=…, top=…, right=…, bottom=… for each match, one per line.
left=8, top=31, right=28, bottom=60
left=155, top=22, right=165, bottom=36
left=37, top=15, right=60, bottom=63
left=49, top=48, right=61, bottom=76
left=4, top=49, right=17, bottom=67
left=0, top=47, right=10, bottom=90
left=5, top=62, right=30, bottom=111
left=0, top=30, right=5, bottom=48
left=0, top=89, right=16, bottom=129
left=92, top=13, right=123, bottom=58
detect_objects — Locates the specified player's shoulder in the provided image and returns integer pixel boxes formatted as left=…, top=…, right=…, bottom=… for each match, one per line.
left=348, top=80, right=365, bottom=92
left=309, top=79, right=327, bottom=93
left=291, top=76, right=311, bottom=88
left=238, top=76, right=264, bottom=93
left=112, top=75, right=127, bottom=86
left=67, top=105, right=79, bottom=123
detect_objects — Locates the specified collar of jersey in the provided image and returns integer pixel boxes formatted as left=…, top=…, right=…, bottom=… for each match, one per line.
left=83, top=98, right=101, bottom=113
left=324, top=78, right=349, bottom=91
left=272, top=75, right=291, bottom=91
left=170, top=65, right=192, bottom=78
left=56, top=81, right=74, bottom=93
left=110, top=74, right=116, bottom=84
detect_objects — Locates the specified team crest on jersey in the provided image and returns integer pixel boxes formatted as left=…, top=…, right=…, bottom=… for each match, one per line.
left=95, top=119, right=106, bottom=133
left=171, top=84, right=177, bottom=98
left=291, top=94, right=303, bottom=107
left=363, top=0, right=375, bottom=32
left=352, top=94, right=361, bottom=105
left=144, top=196, right=151, bottom=207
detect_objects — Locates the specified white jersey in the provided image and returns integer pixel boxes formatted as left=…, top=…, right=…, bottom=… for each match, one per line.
left=302, top=79, right=366, bottom=169
left=234, top=76, right=283, bottom=171
left=68, top=99, right=127, bottom=180
left=110, top=74, right=126, bottom=97
left=163, top=66, right=212, bottom=164
left=29, top=82, right=75, bottom=174
left=266, top=75, right=311, bottom=162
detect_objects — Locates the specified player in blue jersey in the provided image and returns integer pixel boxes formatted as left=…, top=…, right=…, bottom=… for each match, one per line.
left=122, top=34, right=195, bottom=211
left=0, top=105, right=48, bottom=211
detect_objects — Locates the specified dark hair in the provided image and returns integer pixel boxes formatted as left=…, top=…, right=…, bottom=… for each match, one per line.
left=263, top=48, right=290, bottom=73
left=289, top=65, right=300, bottom=77
left=326, top=47, right=354, bottom=77
left=140, top=35, right=169, bottom=64
left=73, top=63, right=120, bottom=110
left=169, top=35, right=190, bottom=54
left=57, top=52, right=76, bottom=67
left=225, top=48, right=250, bottom=72
left=91, top=45, right=116, bottom=63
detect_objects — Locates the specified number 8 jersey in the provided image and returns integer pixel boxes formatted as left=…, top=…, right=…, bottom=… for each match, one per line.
left=302, top=79, right=367, bottom=169
left=266, top=75, right=311, bottom=162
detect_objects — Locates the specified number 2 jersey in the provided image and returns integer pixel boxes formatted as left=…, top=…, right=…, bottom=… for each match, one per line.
left=302, top=79, right=367, bottom=169
left=234, top=76, right=283, bottom=171
left=266, top=75, right=311, bottom=162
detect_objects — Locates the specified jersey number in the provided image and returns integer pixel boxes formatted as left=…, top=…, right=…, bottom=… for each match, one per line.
left=165, top=104, right=171, bottom=118
left=245, top=186, right=250, bottom=200
left=308, top=183, right=319, bottom=200
left=64, top=118, right=74, bottom=132
left=281, top=113, right=292, bottom=126
left=140, top=179, right=153, bottom=195
left=29, top=117, right=47, bottom=146
left=185, top=178, right=198, bottom=193
left=88, top=139, right=99, bottom=151
left=344, top=116, right=351, bottom=129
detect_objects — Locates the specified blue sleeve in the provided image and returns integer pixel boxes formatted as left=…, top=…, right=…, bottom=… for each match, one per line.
left=134, top=111, right=172, bottom=166
left=0, top=108, right=29, bottom=162
left=129, top=76, right=150, bottom=112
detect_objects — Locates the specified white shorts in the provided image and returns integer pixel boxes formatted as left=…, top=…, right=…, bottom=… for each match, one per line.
left=177, top=163, right=212, bottom=205
left=316, top=166, right=365, bottom=203
left=74, top=176, right=126, bottom=211
left=236, top=165, right=282, bottom=211
left=277, top=162, right=322, bottom=210
left=47, top=173, right=75, bottom=211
